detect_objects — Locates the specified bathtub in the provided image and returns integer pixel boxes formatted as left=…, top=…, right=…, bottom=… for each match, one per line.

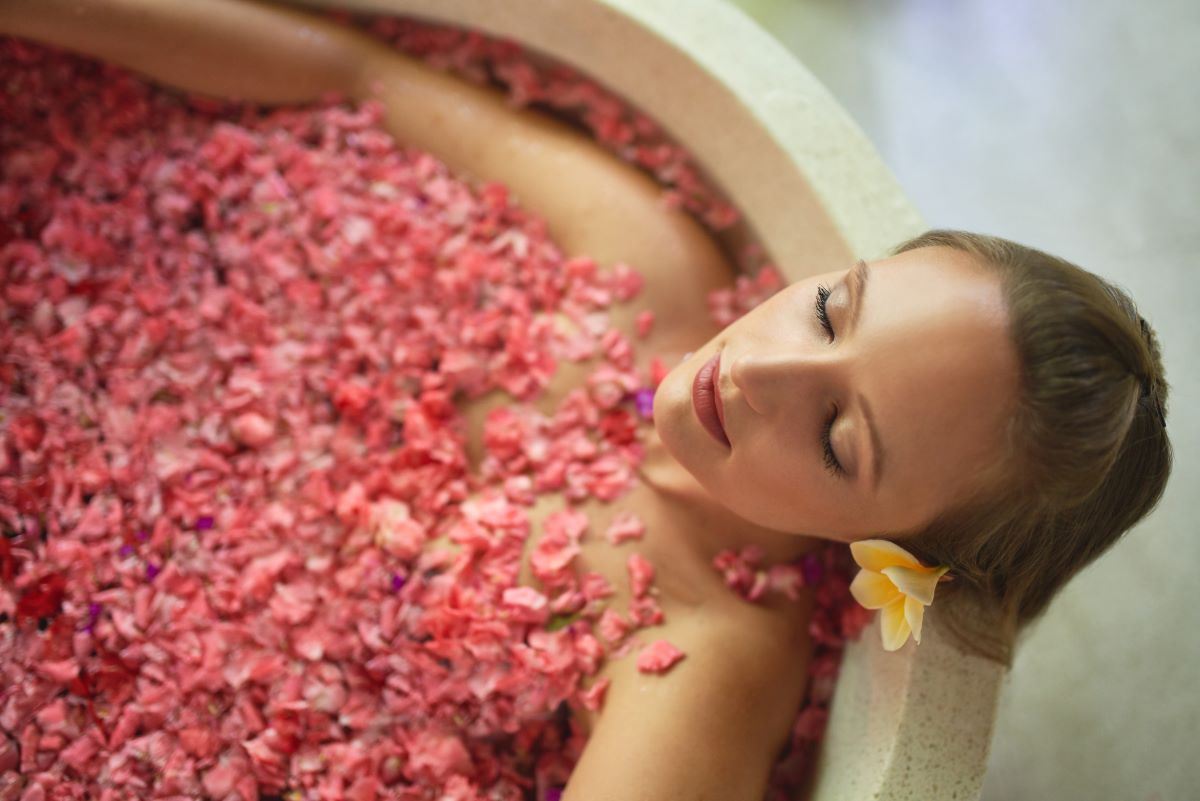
left=277, top=1, right=1007, bottom=798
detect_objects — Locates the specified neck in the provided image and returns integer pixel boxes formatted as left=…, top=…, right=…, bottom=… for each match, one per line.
left=635, top=425, right=712, bottom=503
left=636, top=425, right=822, bottom=565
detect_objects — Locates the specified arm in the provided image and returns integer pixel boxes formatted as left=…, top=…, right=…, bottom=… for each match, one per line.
left=0, top=0, right=367, bottom=105
left=565, top=607, right=814, bottom=801
left=0, top=0, right=730, bottom=276
left=0, top=0, right=517, bottom=182
left=355, top=46, right=724, bottom=269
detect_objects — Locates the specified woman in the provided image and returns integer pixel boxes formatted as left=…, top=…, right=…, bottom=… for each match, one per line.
left=0, top=1, right=1173, bottom=799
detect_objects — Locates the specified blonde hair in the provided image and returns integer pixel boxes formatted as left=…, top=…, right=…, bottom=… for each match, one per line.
left=892, top=230, right=1172, bottom=665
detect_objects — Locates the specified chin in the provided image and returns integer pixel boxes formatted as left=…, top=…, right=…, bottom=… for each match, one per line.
left=651, top=370, right=737, bottom=494
left=652, top=358, right=706, bottom=467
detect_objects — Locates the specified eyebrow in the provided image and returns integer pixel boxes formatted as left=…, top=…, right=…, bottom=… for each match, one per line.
left=847, top=260, right=884, bottom=489
left=848, top=259, right=870, bottom=334
left=858, top=391, right=884, bottom=491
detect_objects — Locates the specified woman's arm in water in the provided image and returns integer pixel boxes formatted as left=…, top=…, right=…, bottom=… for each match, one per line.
left=0, top=0, right=365, bottom=104
left=0, top=0, right=730, bottom=275
left=0, top=0, right=489, bottom=160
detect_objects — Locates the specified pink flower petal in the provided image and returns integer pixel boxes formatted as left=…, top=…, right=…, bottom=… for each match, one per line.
left=603, top=511, right=645, bottom=546
left=230, top=411, right=275, bottom=447
left=0, top=26, right=846, bottom=801
left=626, top=553, right=655, bottom=599
left=578, top=677, right=610, bottom=712
left=635, top=639, right=686, bottom=674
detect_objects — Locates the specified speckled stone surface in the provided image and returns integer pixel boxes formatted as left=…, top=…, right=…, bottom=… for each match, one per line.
left=278, top=3, right=1005, bottom=799
left=811, top=597, right=1004, bottom=801
left=725, top=4, right=1200, bottom=800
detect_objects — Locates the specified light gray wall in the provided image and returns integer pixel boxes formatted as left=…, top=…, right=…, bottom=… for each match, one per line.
left=722, top=1, right=1199, bottom=799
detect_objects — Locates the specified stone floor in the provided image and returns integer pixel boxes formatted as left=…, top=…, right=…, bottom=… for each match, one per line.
left=723, top=1, right=1199, bottom=799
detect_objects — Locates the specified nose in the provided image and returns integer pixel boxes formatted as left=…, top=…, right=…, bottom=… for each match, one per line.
left=729, top=346, right=836, bottom=416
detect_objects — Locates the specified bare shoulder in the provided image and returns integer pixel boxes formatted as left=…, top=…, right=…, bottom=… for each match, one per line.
left=356, top=42, right=737, bottom=322
left=564, top=601, right=814, bottom=801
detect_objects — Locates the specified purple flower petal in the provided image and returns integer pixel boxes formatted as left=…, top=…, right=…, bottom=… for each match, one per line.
left=146, top=562, right=161, bottom=580
left=545, top=790, right=563, bottom=801
left=391, top=573, right=406, bottom=592
left=634, top=387, right=655, bottom=419
left=801, top=554, right=824, bottom=585
left=118, top=544, right=134, bottom=558
left=196, top=515, right=214, bottom=531
left=87, top=602, right=102, bottom=619
left=136, top=529, right=150, bottom=541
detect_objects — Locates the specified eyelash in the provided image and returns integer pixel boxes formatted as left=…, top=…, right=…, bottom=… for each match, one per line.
left=821, top=407, right=845, bottom=477
left=814, top=284, right=835, bottom=342
left=814, top=284, right=844, bottom=476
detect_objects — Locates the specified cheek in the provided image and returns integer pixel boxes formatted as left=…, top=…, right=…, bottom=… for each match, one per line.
left=717, top=429, right=827, bottom=528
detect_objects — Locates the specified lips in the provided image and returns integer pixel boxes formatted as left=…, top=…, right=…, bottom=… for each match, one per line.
left=713, top=353, right=727, bottom=433
left=692, top=351, right=730, bottom=448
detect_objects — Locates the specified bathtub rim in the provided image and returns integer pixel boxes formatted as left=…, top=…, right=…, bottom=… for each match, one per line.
left=272, top=3, right=1005, bottom=800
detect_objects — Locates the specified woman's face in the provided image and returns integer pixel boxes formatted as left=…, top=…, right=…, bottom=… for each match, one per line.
left=652, top=245, right=1020, bottom=541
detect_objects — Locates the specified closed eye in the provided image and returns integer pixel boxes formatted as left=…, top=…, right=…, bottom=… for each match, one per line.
left=815, top=284, right=834, bottom=342
left=815, top=284, right=843, bottom=475
left=821, top=406, right=845, bottom=477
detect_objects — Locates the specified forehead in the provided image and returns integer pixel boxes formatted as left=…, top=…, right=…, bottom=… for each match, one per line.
left=859, top=247, right=1019, bottom=523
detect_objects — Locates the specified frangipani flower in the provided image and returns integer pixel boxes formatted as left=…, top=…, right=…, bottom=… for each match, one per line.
left=849, top=539, right=951, bottom=651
